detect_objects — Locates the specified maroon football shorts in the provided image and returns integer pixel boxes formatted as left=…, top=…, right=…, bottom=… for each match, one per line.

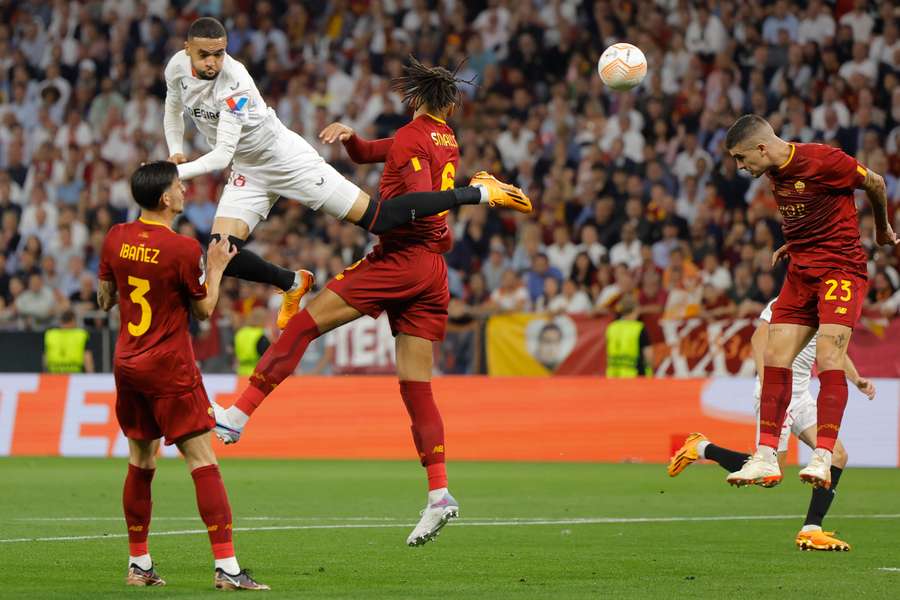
left=771, top=263, right=867, bottom=329
left=327, top=246, right=450, bottom=341
left=114, top=362, right=214, bottom=445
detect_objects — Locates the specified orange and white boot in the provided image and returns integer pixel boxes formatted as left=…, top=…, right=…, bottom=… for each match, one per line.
left=726, top=448, right=782, bottom=488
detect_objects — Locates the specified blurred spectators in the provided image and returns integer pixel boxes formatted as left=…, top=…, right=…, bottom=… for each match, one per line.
left=1, top=0, right=898, bottom=367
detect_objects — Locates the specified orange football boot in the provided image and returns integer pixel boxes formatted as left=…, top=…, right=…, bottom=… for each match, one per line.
left=668, top=433, right=708, bottom=477
left=795, top=529, right=850, bottom=551
left=277, top=269, right=315, bottom=330
left=469, top=171, right=532, bottom=213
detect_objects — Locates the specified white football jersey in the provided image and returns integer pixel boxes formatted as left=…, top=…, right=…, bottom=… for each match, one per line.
left=164, top=51, right=284, bottom=166
left=757, top=298, right=816, bottom=396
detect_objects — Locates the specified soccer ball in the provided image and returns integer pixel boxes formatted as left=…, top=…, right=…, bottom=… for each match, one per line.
left=597, top=43, right=647, bottom=91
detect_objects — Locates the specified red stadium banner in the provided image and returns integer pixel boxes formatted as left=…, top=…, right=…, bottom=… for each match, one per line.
left=0, top=375, right=896, bottom=466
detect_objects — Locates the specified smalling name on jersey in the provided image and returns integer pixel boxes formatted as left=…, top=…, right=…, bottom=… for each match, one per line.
left=431, top=132, right=458, bottom=147
left=119, top=243, right=160, bottom=264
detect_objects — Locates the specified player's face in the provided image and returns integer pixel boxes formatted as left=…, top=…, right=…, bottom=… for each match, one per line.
left=729, top=141, right=771, bottom=178
left=186, top=37, right=226, bottom=80
left=162, top=178, right=186, bottom=214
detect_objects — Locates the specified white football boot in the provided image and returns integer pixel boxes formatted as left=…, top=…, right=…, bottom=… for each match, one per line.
left=726, top=448, right=783, bottom=488
left=799, top=449, right=832, bottom=489
left=406, top=490, right=459, bottom=547
left=211, top=402, right=243, bottom=445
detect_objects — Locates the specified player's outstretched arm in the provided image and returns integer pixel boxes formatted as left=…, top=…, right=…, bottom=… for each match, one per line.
left=97, top=279, right=118, bottom=311
left=319, top=123, right=393, bottom=164
left=861, top=169, right=899, bottom=247
left=176, top=111, right=242, bottom=180
left=164, top=74, right=186, bottom=162
left=190, top=238, right=237, bottom=320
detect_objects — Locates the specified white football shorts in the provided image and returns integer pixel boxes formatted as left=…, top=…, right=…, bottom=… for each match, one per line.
left=216, top=129, right=360, bottom=230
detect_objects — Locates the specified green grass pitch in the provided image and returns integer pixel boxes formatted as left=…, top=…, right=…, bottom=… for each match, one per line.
left=1, top=458, right=898, bottom=598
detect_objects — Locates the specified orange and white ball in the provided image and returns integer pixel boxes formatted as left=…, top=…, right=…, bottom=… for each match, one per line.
left=598, top=43, right=647, bottom=91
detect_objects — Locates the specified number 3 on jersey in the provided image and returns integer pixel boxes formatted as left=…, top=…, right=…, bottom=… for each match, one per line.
left=127, top=276, right=152, bottom=336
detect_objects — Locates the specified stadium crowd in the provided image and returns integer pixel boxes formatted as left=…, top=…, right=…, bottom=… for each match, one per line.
left=1, top=0, right=900, bottom=367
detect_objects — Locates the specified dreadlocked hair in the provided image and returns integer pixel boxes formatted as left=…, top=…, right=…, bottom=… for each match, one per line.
left=390, top=55, right=471, bottom=113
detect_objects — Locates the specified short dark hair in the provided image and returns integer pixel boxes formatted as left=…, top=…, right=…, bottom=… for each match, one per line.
left=130, top=162, right=178, bottom=210
left=725, top=114, right=769, bottom=150
left=188, top=17, right=226, bottom=40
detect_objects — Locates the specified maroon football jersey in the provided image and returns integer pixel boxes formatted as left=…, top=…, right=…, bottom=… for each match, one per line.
left=377, top=113, right=460, bottom=253
left=769, top=143, right=868, bottom=277
left=98, top=218, right=207, bottom=389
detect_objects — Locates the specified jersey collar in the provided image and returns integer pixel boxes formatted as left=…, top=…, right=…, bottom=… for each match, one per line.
left=139, top=216, right=172, bottom=231
left=425, top=113, right=447, bottom=125
left=777, top=143, right=796, bottom=171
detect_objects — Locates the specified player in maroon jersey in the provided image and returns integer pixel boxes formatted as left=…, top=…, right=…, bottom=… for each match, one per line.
left=721, top=114, right=897, bottom=489
left=98, top=161, right=268, bottom=590
left=213, top=57, right=532, bottom=546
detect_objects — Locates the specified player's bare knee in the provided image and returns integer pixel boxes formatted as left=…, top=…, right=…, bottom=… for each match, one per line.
left=129, top=456, right=157, bottom=470
left=763, top=345, right=793, bottom=368
left=815, top=349, right=844, bottom=372
left=343, top=191, right=371, bottom=224
left=211, top=216, right=250, bottom=240
left=176, top=432, right=217, bottom=470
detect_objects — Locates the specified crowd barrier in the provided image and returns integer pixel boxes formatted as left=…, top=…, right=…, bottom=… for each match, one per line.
left=1, top=375, right=896, bottom=466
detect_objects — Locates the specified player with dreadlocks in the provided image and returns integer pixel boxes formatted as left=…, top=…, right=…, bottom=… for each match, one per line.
left=213, top=57, right=518, bottom=546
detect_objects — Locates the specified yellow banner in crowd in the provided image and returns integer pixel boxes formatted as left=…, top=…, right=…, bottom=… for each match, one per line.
left=486, top=313, right=606, bottom=376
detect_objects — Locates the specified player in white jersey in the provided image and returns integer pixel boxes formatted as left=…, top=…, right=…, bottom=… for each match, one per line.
left=164, top=18, right=532, bottom=329
left=668, top=297, right=875, bottom=551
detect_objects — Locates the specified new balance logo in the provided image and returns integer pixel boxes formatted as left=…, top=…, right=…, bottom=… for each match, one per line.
left=835, top=306, right=847, bottom=315
left=432, top=444, right=445, bottom=454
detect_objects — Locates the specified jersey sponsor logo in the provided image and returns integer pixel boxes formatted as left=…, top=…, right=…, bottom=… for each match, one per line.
left=119, top=242, right=160, bottom=264
left=794, top=180, right=805, bottom=192
left=778, top=202, right=807, bottom=219
left=187, top=106, right=219, bottom=121
left=225, top=95, right=248, bottom=112
left=430, top=132, right=458, bottom=147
